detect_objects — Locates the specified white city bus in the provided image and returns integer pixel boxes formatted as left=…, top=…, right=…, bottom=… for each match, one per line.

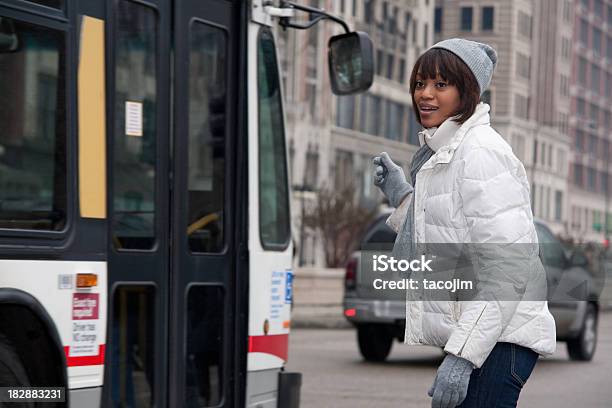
left=0, top=0, right=372, bottom=406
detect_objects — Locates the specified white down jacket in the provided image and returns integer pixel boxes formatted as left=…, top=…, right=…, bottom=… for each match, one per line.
left=387, top=103, right=556, bottom=368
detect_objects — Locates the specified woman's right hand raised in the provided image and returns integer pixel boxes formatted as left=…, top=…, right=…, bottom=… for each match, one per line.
left=372, top=152, right=413, bottom=208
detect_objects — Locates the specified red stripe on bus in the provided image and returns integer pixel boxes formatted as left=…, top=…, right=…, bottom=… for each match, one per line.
left=248, top=334, right=288, bottom=360
left=63, top=345, right=105, bottom=366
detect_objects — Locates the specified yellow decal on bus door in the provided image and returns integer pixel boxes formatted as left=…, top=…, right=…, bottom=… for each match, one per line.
left=78, top=16, right=106, bottom=219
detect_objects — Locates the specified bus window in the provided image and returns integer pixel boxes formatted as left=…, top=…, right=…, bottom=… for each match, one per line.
left=28, top=0, right=62, bottom=8
left=185, top=285, right=224, bottom=406
left=187, top=22, right=226, bottom=253
left=258, top=28, right=290, bottom=249
left=0, top=16, right=67, bottom=231
left=112, top=0, right=157, bottom=250
left=111, top=286, right=155, bottom=406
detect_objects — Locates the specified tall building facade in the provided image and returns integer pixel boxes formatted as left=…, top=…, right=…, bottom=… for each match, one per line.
left=276, top=0, right=435, bottom=266
left=435, top=0, right=571, bottom=236
left=567, top=0, right=612, bottom=243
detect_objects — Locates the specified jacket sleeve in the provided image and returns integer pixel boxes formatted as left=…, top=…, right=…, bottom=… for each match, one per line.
left=385, top=193, right=413, bottom=233
left=443, top=146, right=541, bottom=368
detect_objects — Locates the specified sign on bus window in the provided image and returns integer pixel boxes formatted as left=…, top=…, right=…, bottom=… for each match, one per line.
left=112, top=0, right=157, bottom=250
left=0, top=16, right=67, bottom=231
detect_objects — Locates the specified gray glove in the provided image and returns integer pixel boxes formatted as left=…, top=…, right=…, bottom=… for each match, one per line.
left=372, top=152, right=413, bottom=207
left=427, top=354, right=474, bottom=408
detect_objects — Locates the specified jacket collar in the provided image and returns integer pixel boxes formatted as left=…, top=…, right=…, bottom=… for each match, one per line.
left=418, top=103, right=491, bottom=167
left=418, top=118, right=461, bottom=152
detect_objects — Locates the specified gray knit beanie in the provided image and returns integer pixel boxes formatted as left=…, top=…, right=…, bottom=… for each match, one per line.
left=430, top=38, right=498, bottom=95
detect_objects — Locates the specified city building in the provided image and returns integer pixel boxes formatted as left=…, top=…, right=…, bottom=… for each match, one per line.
left=567, top=0, right=612, bottom=243
left=435, top=0, right=571, bottom=237
left=277, top=0, right=435, bottom=266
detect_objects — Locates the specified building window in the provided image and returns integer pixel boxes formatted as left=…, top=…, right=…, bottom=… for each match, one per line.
left=590, top=104, right=599, bottom=127
left=516, top=52, right=531, bottom=79
left=607, top=36, right=612, bottom=60
left=481, top=6, right=494, bottom=31
left=399, top=58, right=406, bottom=83
left=304, top=146, right=319, bottom=191
left=435, top=7, right=443, bottom=33
left=408, top=109, right=420, bottom=145
left=588, top=135, right=598, bottom=157
left=385, top=100, right=404, bottom=141
left=574, top=164, right=583, bottom=187
left=461, top=7, right=473, bottom=31
left=336, top=95, right=355, bottom=129
left=548, top=144, right=553, bottom=167
left=514, top=94, right=529, bottom=119
left=576, top=129, right=584, bottom=152
left=423, top=23, right=429, bottom=47
left=591, top=64, right=601, bottom=94
left=554, top=190, right=563, bottom=222
left=587, top=167, right=596, bottom=191
left=413, top=18, right=418, bottom=44
left=593, top=28, right=602, bottom=55
left=364, top=0, right=372, bottom=23
left=376, top=49, right=384, bottom=76
left=557, top=148, right=566, bottom=174
left=560, top=74, right=568, bottom=96
left=578, top=57, right=587, bottom=85
left=577, top=98, right=586, bottom=118
left=595, top=0, right=603, bottom=16
left=580, top=19, right=589, bottom=46
left=563, top=0, right=572, bottom=21
left=561, top=37, right=571, bottom=60
left=386, top=53, right=394, bottom=80
left=334, top=150, right=354, bottom=191
left=517, top=11, right=532, bottom=39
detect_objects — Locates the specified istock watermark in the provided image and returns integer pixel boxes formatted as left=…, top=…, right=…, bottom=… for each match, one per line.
left=372, top=254, right=433, bottom=272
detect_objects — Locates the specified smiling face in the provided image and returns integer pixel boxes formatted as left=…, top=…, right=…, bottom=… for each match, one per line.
left=409, top=48, right=481, bottom=127
left=414, top=74, right=461, bottom=128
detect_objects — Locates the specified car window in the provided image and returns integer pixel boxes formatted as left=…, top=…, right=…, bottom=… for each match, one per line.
left=363, top=216, right=396, bottom=245
left=535, top=223, right=566, bottom=268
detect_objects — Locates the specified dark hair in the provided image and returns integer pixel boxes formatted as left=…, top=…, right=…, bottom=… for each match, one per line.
left=409, top=48, right=481, bottom=125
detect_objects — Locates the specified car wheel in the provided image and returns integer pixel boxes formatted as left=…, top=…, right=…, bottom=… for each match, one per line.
left=357, top=324, right=393, bottom=362
left=0, top=335, right=34, bottom=407
left=567, top=303, right=598, bottom=361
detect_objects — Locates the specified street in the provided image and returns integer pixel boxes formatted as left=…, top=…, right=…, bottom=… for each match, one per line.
left=286, top=311, right=612, bottom=408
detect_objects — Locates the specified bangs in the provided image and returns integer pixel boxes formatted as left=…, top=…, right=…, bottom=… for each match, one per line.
left=412, top=48, right=465, bottom=85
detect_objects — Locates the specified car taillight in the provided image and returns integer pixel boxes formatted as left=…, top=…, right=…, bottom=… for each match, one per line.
left=345, top=257, right=357, bottom=290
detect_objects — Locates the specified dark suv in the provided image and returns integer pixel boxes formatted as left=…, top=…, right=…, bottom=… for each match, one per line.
left=343, top=212, right=600, bottom=362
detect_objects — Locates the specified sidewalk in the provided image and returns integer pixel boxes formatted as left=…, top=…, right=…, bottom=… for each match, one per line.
left=291, top=267, right=350, bottom=329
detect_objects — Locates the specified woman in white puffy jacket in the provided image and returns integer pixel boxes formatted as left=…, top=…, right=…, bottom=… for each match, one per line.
left=373, top=39, right=556, bottom=408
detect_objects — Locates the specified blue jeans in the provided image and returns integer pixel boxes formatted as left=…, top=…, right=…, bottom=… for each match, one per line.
left=457, top=342, right=539, bottom=408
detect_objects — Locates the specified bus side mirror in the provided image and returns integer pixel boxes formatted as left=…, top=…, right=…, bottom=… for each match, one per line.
left=328, top=31, right=373, bottom=95
left=0, top=17, right=19, bottom=53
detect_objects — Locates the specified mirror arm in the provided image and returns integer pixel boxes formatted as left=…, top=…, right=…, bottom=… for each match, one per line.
left=278, top=1, right=351, bottom=33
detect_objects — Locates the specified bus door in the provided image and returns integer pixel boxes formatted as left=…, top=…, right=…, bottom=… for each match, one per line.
left=171, top=0, right=242, bottom=407
left=107, top=0, right=243, bottom=406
